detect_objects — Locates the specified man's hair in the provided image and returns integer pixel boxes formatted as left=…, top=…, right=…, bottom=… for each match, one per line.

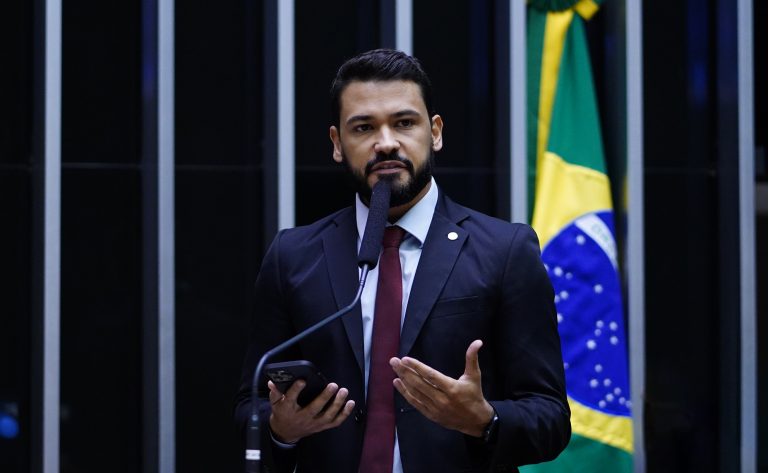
left=330, top=49, right=434, bottom=128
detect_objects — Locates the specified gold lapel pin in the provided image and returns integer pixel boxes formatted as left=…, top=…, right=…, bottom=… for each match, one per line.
left=447, top=232, right=458, bottom=241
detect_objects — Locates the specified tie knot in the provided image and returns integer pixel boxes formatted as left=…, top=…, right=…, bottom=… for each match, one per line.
left=382, top=226, right=405, bottom=249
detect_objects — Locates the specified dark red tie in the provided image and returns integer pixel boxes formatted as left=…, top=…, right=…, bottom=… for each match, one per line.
left=359, top=226, right=405, bottom=473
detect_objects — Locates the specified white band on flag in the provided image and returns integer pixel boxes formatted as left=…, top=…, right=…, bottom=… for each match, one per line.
left=245, top=449, right=261, bottom=461
left=575, top=213, right=618, bottom=270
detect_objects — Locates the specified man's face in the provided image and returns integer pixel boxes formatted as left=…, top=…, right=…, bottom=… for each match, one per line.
left=329, top=80, right=443, bottom=207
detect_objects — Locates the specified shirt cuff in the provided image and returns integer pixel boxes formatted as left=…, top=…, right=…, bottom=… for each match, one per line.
left=269, top=426, right=297, bottom=449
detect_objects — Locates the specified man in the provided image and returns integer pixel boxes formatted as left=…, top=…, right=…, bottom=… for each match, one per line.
left=235, top=49, right=570, bottom=473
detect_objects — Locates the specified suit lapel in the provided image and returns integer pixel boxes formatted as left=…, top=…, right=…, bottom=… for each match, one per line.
left=322, top=208, right=365, bottom=375
left=400, top=195, right=468, bottom=357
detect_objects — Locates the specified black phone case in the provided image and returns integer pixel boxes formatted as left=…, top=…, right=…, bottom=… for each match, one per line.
left=264, top=360, right=328, bottom=407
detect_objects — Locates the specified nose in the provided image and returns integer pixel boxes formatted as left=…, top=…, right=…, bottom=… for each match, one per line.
left=373, top=126, right=400, bottom=155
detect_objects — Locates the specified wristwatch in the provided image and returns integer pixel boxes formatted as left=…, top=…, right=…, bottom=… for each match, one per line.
left=482, top=409, right=500, bottom=444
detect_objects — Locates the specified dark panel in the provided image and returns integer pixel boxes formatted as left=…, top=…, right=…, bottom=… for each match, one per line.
left=714, top=1, right=742, bottom=470
left=755, top=0, right=767, bottom=464
left=0, top=171, right=32, bottom=473
left=0, top=1, right=34, bottom=471
left=295, top=167, right=352, bottom=225
left=175, top=168, right=262, bottom=473
left=643, top=0, right=716, bottom=172
left=492, top=0, right=511, bottom=221
left=0, top=0, right=33, bottom=166
left=414, top=0, right=496, bottom=169
left=60, top=169, right=143, bottom=473
left=643, top=170, right=720, bottom=473
left=758, top=0, right=768, bottom=466
left=61, top=0, right=141, bottom=164
left=293, top=0, right=380, bottom=225
left=758, top=214, right=768, bottom=473
left=174, top=1, right=265, bottom=468
left=175, top=0, right=261, bottom=166
left=643, top=2, right=729, bottom=470
left=756, top=0, right=767, bottom=181
left=60, top=1, right=143, bottom=469
left=414, top=0, right=499, bottom=216
left=432, top=169, right=496, bottom=217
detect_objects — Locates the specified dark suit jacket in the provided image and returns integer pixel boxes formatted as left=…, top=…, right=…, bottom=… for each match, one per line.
left=235, top=191, right=570, bottom=473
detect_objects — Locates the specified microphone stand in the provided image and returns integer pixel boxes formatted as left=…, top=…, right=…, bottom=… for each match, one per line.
left=244, top=264, right=373, bottom=471
left=245, top=180, right=390, bottom=472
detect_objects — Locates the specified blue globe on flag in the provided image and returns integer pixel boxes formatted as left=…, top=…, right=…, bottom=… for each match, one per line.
left=541, top=211, right=631, bottom=417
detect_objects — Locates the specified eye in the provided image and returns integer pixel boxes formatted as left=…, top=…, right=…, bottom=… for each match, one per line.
left=353, top=124, right=373, bottom=133
left=396, top=119, right=414, bottom=128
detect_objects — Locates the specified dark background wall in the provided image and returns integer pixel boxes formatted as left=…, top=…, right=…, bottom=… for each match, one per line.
left=642, top=2, right=723, bottom=471
left=0, top=1, right=33, bottom=471
left=59, top=1, right=144, bottom=470
left=174, top=1, right=263, bottom=471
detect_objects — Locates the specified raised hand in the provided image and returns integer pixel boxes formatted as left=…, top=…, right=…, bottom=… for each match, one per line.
left=389, top=339, right=494, bottom=437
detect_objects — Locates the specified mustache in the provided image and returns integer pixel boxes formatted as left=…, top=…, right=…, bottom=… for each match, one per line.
left=364, top=151, right=415, bottom=177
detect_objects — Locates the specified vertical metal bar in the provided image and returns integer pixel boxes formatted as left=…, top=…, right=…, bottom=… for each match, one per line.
left=395, top=0, right=412, bottom=54
left=737, top=0, right=756, bottom=470
left=43, top=0, right=61, bottom=471
left=158, top=0, right=176, bottom=470
left=509, top=0, right=527, bottom=223
left=141, top=0, right=175, bottom=469
left=278, top=0, right=295, bottom=230
left=626, top=1, right=646, bottom=471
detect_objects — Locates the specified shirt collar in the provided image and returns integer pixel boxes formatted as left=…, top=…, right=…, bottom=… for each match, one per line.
left=355, top=177, right=438, bottom=248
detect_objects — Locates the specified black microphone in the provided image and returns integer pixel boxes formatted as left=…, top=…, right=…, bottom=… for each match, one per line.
left=245, top=180, right=392, bottom=472
left=357, top=180, right=392, bottom=269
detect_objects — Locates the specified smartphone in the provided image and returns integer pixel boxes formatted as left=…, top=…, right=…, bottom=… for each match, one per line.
left=264, top=360, right=328, bottom=407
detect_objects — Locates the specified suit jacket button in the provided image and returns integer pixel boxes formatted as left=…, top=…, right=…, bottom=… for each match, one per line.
left=354, top=409, right=365, bottom=422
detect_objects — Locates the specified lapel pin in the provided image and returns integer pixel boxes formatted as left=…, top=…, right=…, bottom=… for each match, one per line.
left=447, top=232, right=458, bottom=241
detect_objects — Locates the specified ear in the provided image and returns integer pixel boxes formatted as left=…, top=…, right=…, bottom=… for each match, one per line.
left=430, top=115, right=444, bottom=152
left=330, top=126, right=343, bottom=163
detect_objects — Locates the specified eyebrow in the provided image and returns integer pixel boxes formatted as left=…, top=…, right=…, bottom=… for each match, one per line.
left=345, top=109, right=421, bottom=126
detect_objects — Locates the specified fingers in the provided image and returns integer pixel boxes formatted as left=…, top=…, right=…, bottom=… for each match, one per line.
left=316, top=388, right=356, bottom=427
left=267, top=381, right=287, bottom=405
left=305, top=383, right=341, bottom=416
left=268, top=381, right=356, bottom=444
left=389, top=358, right=448, bottom=417
left=282, top=378, right=307, bottom=405
left=391, top=357, right=452, bottom=393
left=319, top=386, right=347, bottom=416
left=392, top=372, right=435, bottom=408
left=464, top=339, right=483, bottom=378
left=293, top=382, right=356, bottom=426
left=392, top=377, right=431, bottom=414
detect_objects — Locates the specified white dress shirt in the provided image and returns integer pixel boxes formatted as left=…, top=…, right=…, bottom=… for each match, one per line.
left=354, top=178, right=438, bottom=473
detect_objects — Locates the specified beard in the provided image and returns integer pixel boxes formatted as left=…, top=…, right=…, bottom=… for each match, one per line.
left=341, top=148, right=434, bottom=208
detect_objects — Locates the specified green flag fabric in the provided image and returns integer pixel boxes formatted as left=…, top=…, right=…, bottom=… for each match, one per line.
left=522, top=1, right=633, bottom=472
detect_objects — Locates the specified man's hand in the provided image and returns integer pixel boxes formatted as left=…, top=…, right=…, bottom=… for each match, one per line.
left=390, top=339, right=495, bottom=438
left=267, top=380, right=356, bottom=444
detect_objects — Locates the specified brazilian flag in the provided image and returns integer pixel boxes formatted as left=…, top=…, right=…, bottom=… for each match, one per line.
left=521, top=1, right=633, bottom=472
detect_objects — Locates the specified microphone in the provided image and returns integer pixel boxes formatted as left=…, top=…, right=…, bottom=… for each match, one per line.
left=245, top=180, right=392, bottom=472
left=357, top=180, right=392, bottom=269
